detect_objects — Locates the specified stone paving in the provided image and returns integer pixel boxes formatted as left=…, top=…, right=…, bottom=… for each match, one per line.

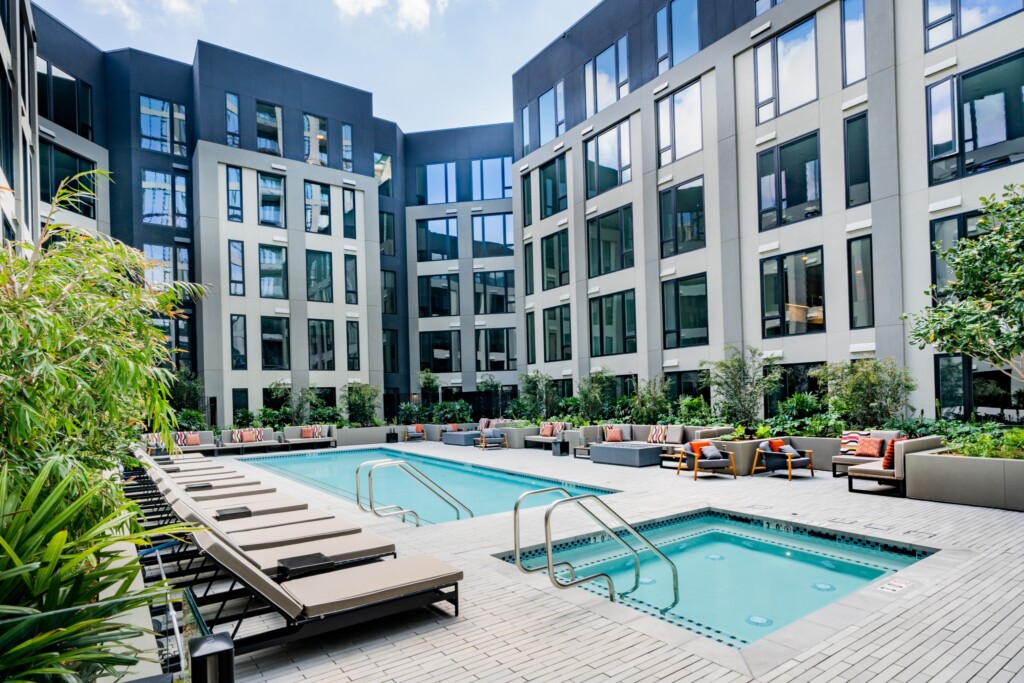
left=215, top=441, right=1024, bottom=682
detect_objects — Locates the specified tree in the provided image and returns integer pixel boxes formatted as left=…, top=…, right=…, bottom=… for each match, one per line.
left=518, top=371, right=558, bottom=421
left=627, top=376, right=671, bottom=424
left=701, top=345, right=782, bottom=428
left=576, top=369, right=616, bottom=423
left=342, top=383, right=381, bottom=426
left=418, top=369, right=440, bottom=405
left=477, top=373, right=503, bottom=417
left=811, top=358, right=917, bottom=428
left=909, top=184, right=1024, bottom=385
left=169, top=365, right=204, bottom=413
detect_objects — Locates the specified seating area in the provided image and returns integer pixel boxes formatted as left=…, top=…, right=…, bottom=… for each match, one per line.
left=144, top=425, right=337, bottom=456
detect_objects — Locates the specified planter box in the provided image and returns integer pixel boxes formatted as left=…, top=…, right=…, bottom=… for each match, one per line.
left=500, top=426, right=540, bottom=449
left=334, top=426, right=394, bottom=447
left=906, top=452, right=1024, bottom=512
left=712, top=439, right=762, bottom=476
left=790, top=437, right=841, bottom=472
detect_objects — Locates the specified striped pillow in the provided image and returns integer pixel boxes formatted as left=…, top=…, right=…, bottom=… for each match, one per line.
left=648, top=425, right=666, bottom=444
left=552, top=422, right=568, bottom=435
left=311, top=425, right=322, bottom=438
left=840, top=431, right=869, bottom=455
left=173, top=432, right=188, bottom=447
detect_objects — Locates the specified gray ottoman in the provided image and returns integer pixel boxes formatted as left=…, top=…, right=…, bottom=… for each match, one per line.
left=442, top=431, right=479, bottom=446
left=589, top=443, right=662, bottom=467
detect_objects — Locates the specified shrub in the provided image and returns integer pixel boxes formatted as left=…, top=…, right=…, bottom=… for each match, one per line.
left=811, top=358, right=917, bottom=428
left=342, top=383, right=381, bottom=427
left=431, top=400, right=472, bottom=423
left=176, top=407, right=208, bottom=432
left=418, top=369, right=440, bottom=404
left=518, top=371, right=558, bottom=421
left=627, top=377, right=671, bottom=425
left=233, top=408, right=255, bottom=428
left=398, top=402, right=423, bottom=425
left=169, top=366, right=204, bottom=412
left=310, top=405, right=345, bottom=425
left=673, top=395, right=715, bottom=426
left=576, top=370, right=616, bottom=423
left=701, top=345, right=782, bottom=428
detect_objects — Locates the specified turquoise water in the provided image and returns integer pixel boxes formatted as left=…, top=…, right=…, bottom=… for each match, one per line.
left=511, top=512, right=927, bottom=646
left=244, top=448, right=613, bottom=524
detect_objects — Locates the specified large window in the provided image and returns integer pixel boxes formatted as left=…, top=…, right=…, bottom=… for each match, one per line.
left=39, top=141, right=95, bottom=218
left=419, top=331, right=461, bottom=373
left=659, top=176, right=705, bottom=258
left=36, top=59, right=93, bottom=140
left=226, top=166, right=242, bottom=221
left=655, top=0, right=699, bottom=74
left=522, top=174, right=532, bottom=228
left=304, top=181, right=330, bottom=234
left=931, top=212, right=984, bottom=293
left=587, top=206, right=634, bottom=278
left=141, top=170, right=188, bottom=228
left=927, top=52, right=1024, bottom=185
left=476, top=329, right=516, bottom=371
left=524, top=242, right=535, bottom=296
left=543, top=304, right=572, bottom=362
left=380, top=212, right=395, bottom=256
left=842, top=0, right=866, bottom=86
left=343, top=189, right=356, bottom=239
left=472, top=213, right=514, bottom=258
left=344, top=254, right=358, bottom=304
left=342, top=123, right=354, bottom=171
left=306, top=250, right=333, bottom=303
left=761, top=247, right=825, bottom=338
left=585, top=36, right=629, bottom=117
left=590, top=290, right=637, bottom=357
left=541, top=229, right=570, bottom=290
left=526, top=312, right=536, bottom=364
left=766, top=362, right=823, bottom=415
left=230, top=314, right=247, bottom=370
left=539, top=155, right=567, bottom=218
left=228, top=240, right=245, bottom=296
left=538, top=81, right=565, bottom=145
left=665, top=370, right=710, bottom=403
left=303, top=113, right=328, bottom=166
left=416, top=162, right=457, bottom=205
left=418, top=274, right=460, bottom=317
left=756, top=0, right=784, bottom=15
left=257, top=173, right=285, bottom=227
left=586, top=119, right=631, bottom=198
left=383, top=329, right=399, bottom=373
left=140, top=95, right=186, bottom=156
left=662, top=273, right=708, bottom=349
left=259, top=245, right=288, bottom=299
left=474, top=271, right=515, bottom=314
left=758, top=131, right=821, bottom=230
left=261, top=317, right=290, bottom=370
left=308, top=319, right=335, bottom=371
left=845, top=113, right=870, bottom=207
left=926, top=0, right=1023, bottom=50
left=657, top=81, right=702, bottom=167
left=374, top=153, right=393, bottom=197
left=934, top=354, right=1015, bottom=420
left=142, top=244, right=189, bottom=286
left=755, top=18, right=817, bottom=124
left=416, top=217, right=458, bottom=261
left=521, top=104, right=531, bottom=157
left=255, top=101, right=283, bottom=155
left=472, top=156, right=513, bottom=200
left=346, top=321, right=360, bottom=371
left=847, top=236, right=874, bottom=329
left=381, top=270, right=398, bottom=315
left=225, top=92, right=240, bottom=147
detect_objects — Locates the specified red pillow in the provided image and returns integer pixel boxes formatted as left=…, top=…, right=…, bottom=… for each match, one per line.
left=606, top=428, right=623, bottom=442
left=855, top=437, right=884, bottom=457
left=300, top=426, right=314, bottom=439
left=540, top=424, right=554, bottom=437
left=883, top=437, right=908, bottom=469
left=413, top=424, right=424, bottom=433
left=689, top=440, right=711, bottom=457
left=448, top=423, right=459, bottom=432
left=768, top=438, right=786, bottom=453
left=240, top=430, right=256, bottom=443
left=184, top=432, right=200, bottom=446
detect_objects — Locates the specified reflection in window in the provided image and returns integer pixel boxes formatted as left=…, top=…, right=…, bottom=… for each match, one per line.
left=381, top=270, right=397, bottom=315
left=541, top=229, right=570, bottom=290
left=657, top=81, right=702, bottom=166
left=474, top=271, right=515, bottom=314
left=755, top=18, right=817, bottom=124
left=306, top=250, right=333, bottom=303
left=383, top=329, right=399, bottom=373
left=758, top=131, right=821, bottom=230
left=585, top=35, right=629, bottom=116
left=655, top=0, right=699, bottom=74
left=141, top=170, right=172, bottom=226
left=845, top=113, right=871, bottom=207
left=760, top=247, right=825, bottom=338
left=419, top=331, right=461, bottom=373
left=380, top=212, right=395, bottom=256
left=374, top=152, right=393, bottom=196
left=521, top=104, right=531, bottom=156
left=476, top=328, right=517, bottom=371
left=526, top=311, right=536, bottom=364
left=416, top=217, right=458, bottom=261
left=39, top=141, right=95, bottom=218
left=590, top=290, right=637, bottom=357
left=472, top=156, right=513, bottom=201
left=347, top=321, right=360, bottom=371
left=524, top=241, right=535, bottom=295
left=256, top=101, right=283, bottom=155
left=259, top=245, right=288, bottom=299
left=543, top=304, right=572, bottom=362
left=930, top=213, right=985, bottom=293
left=539, top=155, right=567, bottom=218
left=842, top=0, right=866, bottom=86
left=417, top=161, right=457, bottom=204
left=303, top=113, right=328, bottom=166
left=586, top=119, right=631, bottom=197
left=344, top=254, right=358, bottom=305
left=257, top=173, right=285, bottom=227
left=665, top=370, right=711, bottom=403
left=342, top=123, right=354, bottom=171
left=847, top=236, right=874, bottom=329
left=766, top=363, right=822, bottom=415
left=756, top=0, right=783, bottom=15
left=143, top=244, right=173, bottom=287
left=587, top=206, right=633, bottom=278
left=36, top=60, right=93, bottom=140
left=522, top=174, right=532, bottom=227
left=308, top=319, right=335, bottom=371
left=230, top=314, right=247, bottom=370
left=660, top=176, right=705, bottom=258
left=261, top=316, right=290, bottom=370
left=538, top=81, right=565, bottom=145
left=228, top=240, right=245, bottom=296
left=418, top=274, right=460, bottom=317
left=662, top=273, right=708, bottom=349
left=304, top=182, right=330, bottom=234
left=926, top=0, right=1023, bottom=50
left=226, top=166, right=243, bottom=221
left=226, top=92, right=240, bottom=147
left=472, top=213, right=514, bottom=258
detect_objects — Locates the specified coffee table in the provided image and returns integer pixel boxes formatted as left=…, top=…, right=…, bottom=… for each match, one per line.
left=589, top=443, right=662, bottom=467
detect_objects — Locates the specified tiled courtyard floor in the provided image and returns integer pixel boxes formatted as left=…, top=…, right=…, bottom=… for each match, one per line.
left=218, top=442, right=1024, bottom=683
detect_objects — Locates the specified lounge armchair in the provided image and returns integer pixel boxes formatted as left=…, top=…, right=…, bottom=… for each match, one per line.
left=403, top=425, right=426, bottom=442
left=675, top=443, right=737, bottom=479
left=477, top=428, right=508, bottom=449
left=753, top=440, right=814, bottom=480
left=281, top=425, right=336, bottom=450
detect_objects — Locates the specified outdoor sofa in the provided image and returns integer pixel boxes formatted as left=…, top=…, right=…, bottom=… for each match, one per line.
left=280, top=425, right=337, bottom=450
left=830, top=430, right=903, bottom=476
left=847, top=435, right=945, bottom=497
left=523, top=422, right=572, bottom=449
left=222, top=428, right=280, bottom=452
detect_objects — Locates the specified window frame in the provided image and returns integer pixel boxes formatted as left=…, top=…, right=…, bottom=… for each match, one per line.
left=303, top=181, right=331, bottom=234
left=417, top=161, right=457, bottom=205
left=655, top=0, right=700, bottom=74
left=472, top=213, right=514, bottom=258
left=342, top=188, right=357, bottom=239
left=656, top=79, right=702, bottom=167
left=307, top=318, right=336, bottom=371
left=342, top=122, right=354, bottom=171
left=521, top=173, right=533, bottom=227
left=759, top=246, right=827, bottom=338
left=475, top=328, right=517, bottom=372
left=586, top=205, right=634, bottom=279
left=924, top=0, right=1024, bottom=51
left=260, top=316, right=291, bottom=371
left=346, top=320, right=360, bottom=371
left=754, top=17, right=819, bottom=124
left=139, top=94, right=187, bottom=156
left=585, top=35, right=629, bottom=117
left=418, top=273, right=461, bottom=318
left=419, top=330, right=462, bottom=373
left=585, top=118, right=632, bottom=198
left=471, top=156, right=513, bottom=201
left=659, top=175, right=705, bottom=258
left=379, top=211, right=396, bottom=256
left=841, top=0, right=867, bottom=87
left=539, top=154, right=568, bottom=219
left=382, top=328, right=399, bottom=373
left=589, top=289, right=637, bottom=358
left=847, top=235, right=875, bottom=329
left=381, top=269, right=398, bottom=315
left=543, top=303, right=573, bottom=362
left=541, top=229, right=570, bottom=291
left=844, top=112, right=871, bottom=208
left=757, top=130, right=821, bottom=231
left=225, top=92, right=240, bottom=147
left=661, top=272, right=709, bottom=349
left=526, top=311, right=536, bottom=365
left=929, top=211, right=984, bottom=295
left=344, top=254, right=358, bottom=305
left=258, top=244, right=289, bottom=300
left=302, top=112, right=328, bottom=166
left=228, top=239, right=245, bottom=296
left=473, top=270, right=516, bottom=315
left=257, top=172, right=286, bottom=228
left=230, top=314, right=247, bottom=370
left=305, top=249, right=334, bottom=303
left=226, top=165, right=243, bottom=222
left=524, top=241, right=535, bottom=296
left=255, top=100, right=283, bottom=156
left=416, top=217, right=459, bottom=262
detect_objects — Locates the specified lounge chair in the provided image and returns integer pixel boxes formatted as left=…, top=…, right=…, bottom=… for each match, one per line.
left=477, top=428, right=508, bottom=449
left=189, top=494, right=309, bottom=517
left=244, top=533, right=397, bottom=576
left=753, top=440, right=814, bottom=480
left=227, top=517, right=362, bottom=550
left=170, top=472, right=248, bottom=485
left=675, top=443, right=737, bottom=479
left=403, top=425, right=426, bottom=442
left=212, top=509, right=337, bottom=534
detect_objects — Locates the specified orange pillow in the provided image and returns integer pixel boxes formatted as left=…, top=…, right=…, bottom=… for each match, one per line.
left=689, top=440, right=711, bottom=457
left=184, top=432, right=201, bottom=446
left=540, top=424, right=554, bottom=437
left=448, top=423, right=459, bottom=432
left=413, top=424, right=423, bottom=433
left=855, top=437, right=884, bottom=457
left=606, top=428, right=623, bottom=442
left=240, top=430, right=256, bottom=443
left=883, top=437, right=908, bottom=469
left=300, top=426, right=314, bottom=438
left=768, top=438, right=786, bottom=453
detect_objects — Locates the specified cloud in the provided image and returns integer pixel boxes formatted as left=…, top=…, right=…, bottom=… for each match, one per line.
left=332, top=0, right=448, bottom=31
left=85, top=0, right=206, bottom=30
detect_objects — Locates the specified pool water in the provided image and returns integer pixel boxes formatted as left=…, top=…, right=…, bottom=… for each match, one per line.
left=244, top=448, right=614, bottom=524
left=509, top=511, right=929, bottom=646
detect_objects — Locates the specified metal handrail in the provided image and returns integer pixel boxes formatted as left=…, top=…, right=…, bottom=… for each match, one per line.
left=513, top=487, right=607, bottom=581
left=355, top=459, right=474, bottom=526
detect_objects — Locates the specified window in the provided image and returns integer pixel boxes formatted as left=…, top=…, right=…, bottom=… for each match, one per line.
left=346, top=321, right=360, bottom=371
left=934, top=353, right=1013, bottom=420
left=383, top=329, right=399, bottom=373
left=308, top=319, right=335, bottom=371
left=342, top=189, right=357, bottom=239
left=472, top=213, right=514, bottom=258
left=524, top=241, right=535, bottom=295
left=380, top=212, right=395, bottom=256
left=259, top=245, right=288, bottom=299
left=665, top=370, right=710, bottom=403
left=226, top=92, right=240, bottom=147
left=474, top=271, right=515, bottom=314
left=590, top=290, right=636, bottom=357
left=419, top=331, right=461, bottom=373
left=143, top=244, right=189, bottom=286
left=845, top=114, right=870, bottom=207
left=587, top=206, right=634, bottom=278
left=261, top=317, right=290, bottom=370
left=232, top=388, right=249, bottom=416
left=257, top=173, right=285, bottom=227
left=761, top=247, right=825, bottom=338
left=926, top=0, right=1023, bottom=50
left=342, top=123, right=354, bottom=171
left=141, top=170, right=188, bottom=228
left=304, top=182, right=330, bottom=234
left=552, top=379, right=573, bottom=398
left=228, top=240, right=245, bottom=296
left=230, top=314, right=247, bottom=370
left=472, top=156, right=513, bottom=200
left=374, top=153, right=393, bottom=197
left=418, top=274, right=460, bottom=317
left=140, top=96, right=186, bottom=156
left=303, top=113, right=328, bottom=166
left=152, top=316, right=194, bottom=371
left=657, top=81, right=702, bottom=166
left=538, top=81, right=565, bottom=145
left=662, top=273, right=708, bottom=348
left=526, top=311, right=536, bottom=364
left=539, top=155, right=567, bottom=218
left=541, top=229, right=570, bottom=290
left=586, top=119, right=632, bottom=197
left=416, top=162, right=457, bottom=204
left=306, top=250, right=333, bottom=303
left=931, top=213, right=985, bottom=292
left=755, top=18, right=817, bottom=124
left=758, top=131, right=821, bottom=230
left=847, top=236, right=874, bottom=329
left=927, top=52, right=1024, bottom=185
left=36, top=60, right=93, bottom=140
left=766, top=362, right=822, bottom=415
left=39, top=142, right=95, bottom=218
left=256, top=101, right=283, bottom=155
left=476, top=329, right=517, bottom=371
left=381, top=270, right=398, bottom=315
left=543, top=304, right=572, bottom=362
left=659, top=176, right=705, bottom=258
left=842, top=0, right=866, bottom=86
left=655, top=0, right=699, bottom=74
left=226, top=166, right=242, bottom=221
left=585, top=35, right=629, bottom=116
left=522, top=174, right=533, bottom=227
left=521, top=104, right=531, bottom=156
left=344, top=255, right=358, bottom=304
left=416, top=217, right=458, bottom=261
left=0, top=73, right=12, bottom=186
left=756, top=0, right=783, bottom=15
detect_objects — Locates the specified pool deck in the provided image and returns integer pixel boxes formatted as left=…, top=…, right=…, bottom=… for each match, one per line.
left=219, top=442, right=1024, bottom=683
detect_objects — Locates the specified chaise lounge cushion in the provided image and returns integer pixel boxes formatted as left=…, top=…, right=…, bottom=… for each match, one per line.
left=848, top=460, right=894, bottom=479
left=228, top=517, right=362, bottom=551
left=247, top=532, right=396, bottom=575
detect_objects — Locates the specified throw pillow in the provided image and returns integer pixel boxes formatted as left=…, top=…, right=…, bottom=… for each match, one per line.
left=553, top=422, right=566, bottom=435
left=240, top=430, right=256, bottom=443
left=855, top=437, right=884, bottom=457
left=184, top=432, right=201, bottom=446
left=840, top=430, right=869, bottom=455
left=300, top=426, right=314, bottom=439
left=312, top=425, right=322, bottom=438
left=606, top=428, right=623, bottom=443
left=689, top=440, right=711, bottom=457
left=768, top=438, right=787, bottom=453
left=540, top=424, right=554, bottom=437
left=478, top=418, right=490, bottom=431
left=173, top=432, right=187, bottom=447
left=701, top=445, right=723, bottom=460
left=883, top=437, right=908, bottom=469
left=448, top=423, right=459, bottom=432
left=254, top=427, right=265, bottom=442
left=648, top=425, right=666, bottom=444
left=413, top=424, right=424, bottom=433
left=779, top=445, right=800, bottom=455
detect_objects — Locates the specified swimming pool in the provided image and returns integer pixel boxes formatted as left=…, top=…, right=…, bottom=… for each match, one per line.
left=244, top=448, right=614, bottom=524
left=504, top=509, right=931, bottom=646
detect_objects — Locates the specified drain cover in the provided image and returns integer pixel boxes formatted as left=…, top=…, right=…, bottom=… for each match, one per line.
left=639, top=576, right=656, bottom=585
left=812, top=582, right=836, bottom=592
left=705, top=553, right=725, bottom=561
left=746, top=615, right=774, bottom=627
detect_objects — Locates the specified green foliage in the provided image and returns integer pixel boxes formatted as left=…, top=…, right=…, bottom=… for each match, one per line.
left=309, top=405, right=345, bottom=425
left=397, top=402, right=423, bottom=425
left=431, top=400, right=473, bottom=424
left=701, top=345, right=782, bottom=428
left=766, top=393, right=846, bottom=437
left=717, top=425, right=747, bottom=442
left=342, top=383, right=381, bottom=427
left=233, top=408, right=255, bottom=428
left=909, top=184, right=1024, bottom=384
left=626, top=376, right=671, bottom=425
left=418, top=369, right=440, bottom=401
left=507, top=397, right=537, bottom=422
left=811, top=358, right=917, bottom=428
left=575, top=369, right=617, bottom=423
left=169, top=366, right=204, bottom=413
left=672, top=395, right=715, bottom=426
left=755, top=423, right=773, bottom=439
left=175, top=408, right=208, bottom=432
left=518, top=371, right=559, bottom=421
left=476, top=374, right=507, bottom=417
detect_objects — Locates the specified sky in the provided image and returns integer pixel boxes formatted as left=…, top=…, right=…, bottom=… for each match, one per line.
left=35, top=0, right=601, bottom=133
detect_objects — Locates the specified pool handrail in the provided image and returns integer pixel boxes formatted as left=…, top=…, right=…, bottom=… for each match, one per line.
left=355, top=458, right=474, bottom=525
left=512, top=487, right=605, bottom=582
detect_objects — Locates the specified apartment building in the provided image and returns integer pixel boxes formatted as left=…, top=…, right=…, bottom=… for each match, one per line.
left=0, top=0, right=39, bottom=245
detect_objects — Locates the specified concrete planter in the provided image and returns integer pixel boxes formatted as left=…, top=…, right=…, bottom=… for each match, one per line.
left=500, top=426, right=540, bottom=450
left=334, top=426, right=395, bottom=447
left=790, top=437, right=842, bottom=472
left=712, top=439, right=762, bottom=476
left=906, top=452, right=1024, bottom=512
